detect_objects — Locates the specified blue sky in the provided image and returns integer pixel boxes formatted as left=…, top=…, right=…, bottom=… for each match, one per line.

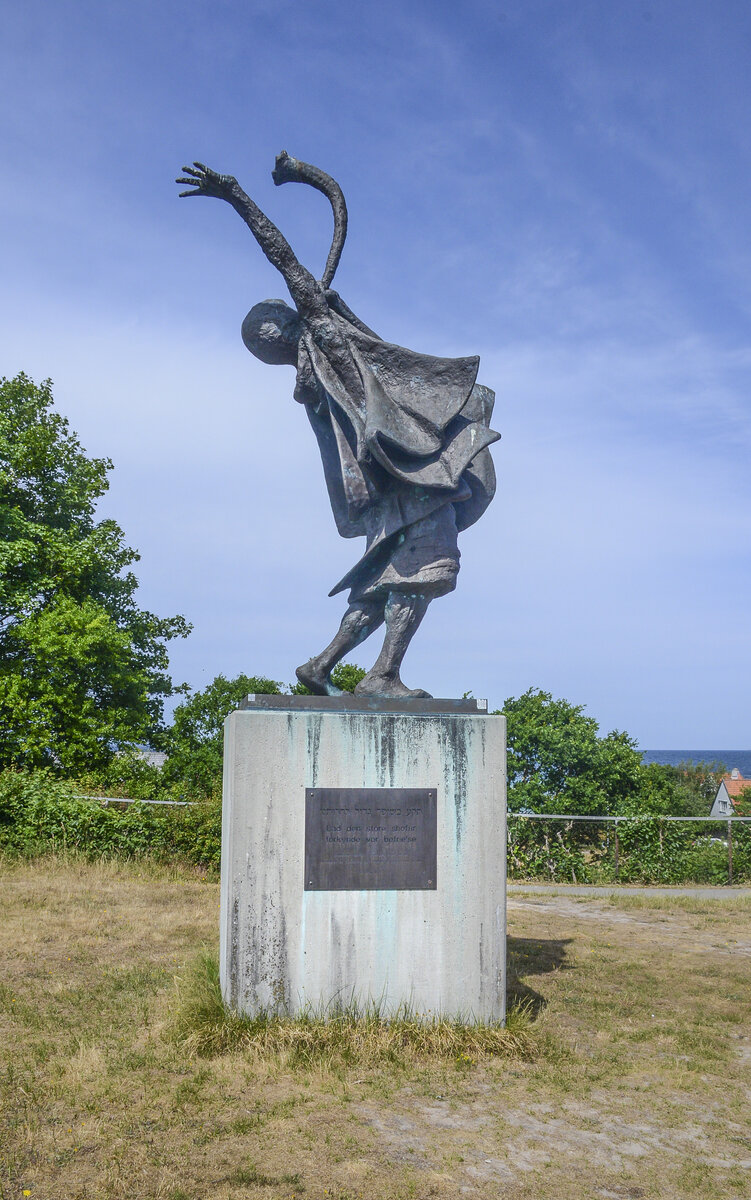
left=2, top=0, right=750, bottom=745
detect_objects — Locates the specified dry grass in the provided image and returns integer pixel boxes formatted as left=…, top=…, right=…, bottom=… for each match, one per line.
left=168, top=949, right=536, bottom=1065
left=1, top=857, right=751, bottom=1200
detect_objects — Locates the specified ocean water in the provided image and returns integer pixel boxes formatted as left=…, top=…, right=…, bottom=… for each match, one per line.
left=642, top=750, right=751, bottom=775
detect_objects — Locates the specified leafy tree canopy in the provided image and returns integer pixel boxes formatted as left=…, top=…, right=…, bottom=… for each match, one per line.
left=162, top=673, right=282, bottom=797
left=502, top=688, right=727, bottom=817
left=502, top=688, right=643, bottom=816
left=637, top=760, right=727, bottom=818
left=0, top=373, right=190, bottom=772
left=734, top=785, right=751, bottom=818
left=291, top=660, right=366, bottom=695
left=164, top=661, right=366, bottom=798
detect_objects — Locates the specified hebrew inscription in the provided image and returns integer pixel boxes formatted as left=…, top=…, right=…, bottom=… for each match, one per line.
left=304, top=787, right=437, bottom=890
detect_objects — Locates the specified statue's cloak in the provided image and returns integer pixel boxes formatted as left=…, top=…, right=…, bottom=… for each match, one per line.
left=293, top=301, right=500, bottom=597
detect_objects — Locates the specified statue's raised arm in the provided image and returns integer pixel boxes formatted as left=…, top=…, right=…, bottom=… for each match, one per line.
left=176, top=161, right=321, bottom=315
left=271, top=150, right=347, bottom=289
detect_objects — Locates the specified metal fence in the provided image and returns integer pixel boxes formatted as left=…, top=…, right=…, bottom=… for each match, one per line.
left=74, top=795, right=194, bottom=807
left=72, top=797, right=751, bottom=885
left=507, top=812, right=751, bottom=885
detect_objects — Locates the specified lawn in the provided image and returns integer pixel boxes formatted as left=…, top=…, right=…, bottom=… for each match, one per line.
left=1, top=859, right=750, bottom=1199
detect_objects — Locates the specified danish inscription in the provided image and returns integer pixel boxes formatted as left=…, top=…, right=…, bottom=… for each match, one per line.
left=304, top=787, right=437, bottom=890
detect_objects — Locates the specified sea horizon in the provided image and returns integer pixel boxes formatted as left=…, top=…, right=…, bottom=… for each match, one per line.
left=642, top=749, right=751, bottom=774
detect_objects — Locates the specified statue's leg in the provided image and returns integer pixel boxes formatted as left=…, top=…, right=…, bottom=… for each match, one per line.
left=296, top=600, right=385, bottom=696
left=354, top=591, right=432, bottom=699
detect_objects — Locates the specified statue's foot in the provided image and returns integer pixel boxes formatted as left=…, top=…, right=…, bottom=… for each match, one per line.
left=295, top=658, right=344, bottom=697
left=354, top=673, right=432, bottom=700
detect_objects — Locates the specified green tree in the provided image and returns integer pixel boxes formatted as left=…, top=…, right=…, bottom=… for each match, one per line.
left=162, top=673, right=282, bottom=797
left=734, top=785, right=751, bottom=818
left=503, top=688, right=643, bottom=815
left=0, top=373, right=190, bottom=772
left=635, top=760, right=727, bottom=817
left=328, top=661, right=367, bottom=693
left=164, top=662, right=366, bottom=796
left=291, top=660, right=366, bottom=695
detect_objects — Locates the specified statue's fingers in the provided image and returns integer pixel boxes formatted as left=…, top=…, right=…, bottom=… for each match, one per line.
left=193, top=161, right=210, bottom=173
left=176, top=177, right=201, bottom=185
left=177, top=188, right=202, bottom=197
left=181, top=165, right=201, bottom=177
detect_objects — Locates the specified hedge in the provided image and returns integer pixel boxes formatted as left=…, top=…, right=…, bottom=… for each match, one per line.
left=507, top=815, right=751, bottom=885
left=3, top=770, right=750, bottom=886
left=0, top=770, right=221, bottom=873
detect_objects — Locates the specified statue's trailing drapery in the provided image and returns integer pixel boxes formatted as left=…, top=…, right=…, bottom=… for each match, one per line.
left=296, top=300, right=499, bottom=597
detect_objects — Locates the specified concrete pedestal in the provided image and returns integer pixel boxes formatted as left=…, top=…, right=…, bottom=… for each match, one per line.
left=220, top=696, right=506, bottom=1021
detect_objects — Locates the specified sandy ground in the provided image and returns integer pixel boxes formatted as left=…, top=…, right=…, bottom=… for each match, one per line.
left=509, top=884, right=751, bottom=898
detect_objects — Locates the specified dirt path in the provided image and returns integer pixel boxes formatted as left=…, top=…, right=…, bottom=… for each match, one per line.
left=510, top=883, right=751, bottom=898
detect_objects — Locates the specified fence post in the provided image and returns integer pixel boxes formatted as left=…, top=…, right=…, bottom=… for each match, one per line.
left=659, top=818, right=664, bottom=882
left=614, top=820, right=620, bottom=882
left=728, top=820, right=733, bottom=885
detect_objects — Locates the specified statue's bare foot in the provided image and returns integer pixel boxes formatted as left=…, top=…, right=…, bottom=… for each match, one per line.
left=354, top=673, right=432, bottom=699
left=295, top=658, right=344, bottom=697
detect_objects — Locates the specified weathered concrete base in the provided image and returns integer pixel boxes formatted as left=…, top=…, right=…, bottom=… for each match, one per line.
left=220, top=698, right=506, bottom=1021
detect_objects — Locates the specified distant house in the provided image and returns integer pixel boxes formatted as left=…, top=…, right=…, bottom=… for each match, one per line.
left=117, top=746, right=168, bottom=769
left=710, top=769, right=749, bottom=817
left=136, top=748, right=168, bottom=769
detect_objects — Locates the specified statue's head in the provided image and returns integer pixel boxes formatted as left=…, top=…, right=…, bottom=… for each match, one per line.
left=241, top=299, right=301, bottom=366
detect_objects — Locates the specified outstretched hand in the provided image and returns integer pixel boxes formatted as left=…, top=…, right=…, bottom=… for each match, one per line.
left=176, top=162, right=237, bottom=199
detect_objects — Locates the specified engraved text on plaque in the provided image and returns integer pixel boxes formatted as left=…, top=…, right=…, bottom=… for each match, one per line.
left=304, top=787, right=437, bottom=890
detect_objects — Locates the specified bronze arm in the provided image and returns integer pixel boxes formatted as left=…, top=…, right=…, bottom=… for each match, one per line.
left=272, top=151, right=348, bottom=289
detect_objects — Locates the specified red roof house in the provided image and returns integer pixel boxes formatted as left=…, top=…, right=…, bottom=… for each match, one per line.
left=710, top=769, right=751, bottom=817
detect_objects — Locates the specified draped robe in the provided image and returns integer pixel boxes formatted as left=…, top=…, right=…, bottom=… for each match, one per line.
left=292, top=299, right=500, bottom=600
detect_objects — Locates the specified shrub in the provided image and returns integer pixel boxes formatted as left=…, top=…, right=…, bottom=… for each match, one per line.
left=0, top=769, right=221, bottom=873
left=506, top=815, right=751, bottom=884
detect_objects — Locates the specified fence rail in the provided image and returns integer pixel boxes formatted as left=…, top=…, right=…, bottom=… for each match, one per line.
left=73, top=795, right=194, bottom=807
left=506, top=811, right=750, bottom=885
left=67, top=799, right=749, bottom=885
left=508, top=812, right=751, bottom=823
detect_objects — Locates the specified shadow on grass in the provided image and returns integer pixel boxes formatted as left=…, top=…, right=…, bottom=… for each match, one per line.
left=506, top=936, right=573, bottom=1017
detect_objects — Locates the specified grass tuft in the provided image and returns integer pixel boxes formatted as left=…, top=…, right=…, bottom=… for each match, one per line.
left=168, top=949, right=537, bottom=1066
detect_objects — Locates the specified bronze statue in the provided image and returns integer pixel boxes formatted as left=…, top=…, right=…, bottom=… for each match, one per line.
left=177, top=153, right=499, bottom=699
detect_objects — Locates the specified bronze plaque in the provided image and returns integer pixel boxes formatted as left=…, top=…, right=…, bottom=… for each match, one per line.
left=304, top=787, right=437, bottom=890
